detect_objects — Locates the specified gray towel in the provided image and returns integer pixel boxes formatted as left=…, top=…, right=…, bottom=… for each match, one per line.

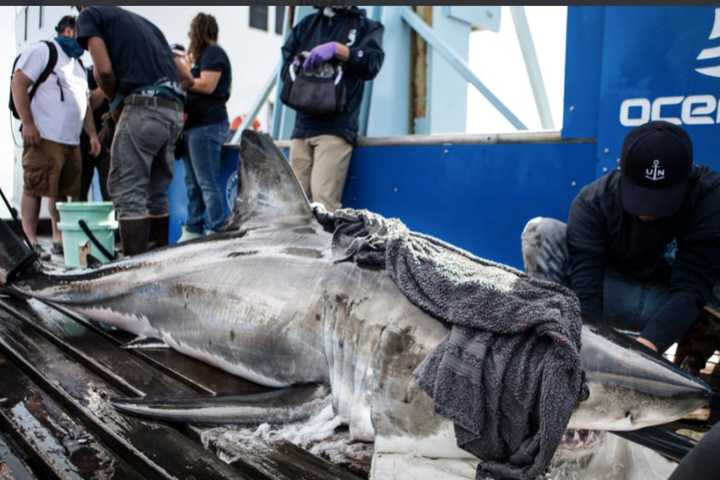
left=316, top=207, right=585, bottom=480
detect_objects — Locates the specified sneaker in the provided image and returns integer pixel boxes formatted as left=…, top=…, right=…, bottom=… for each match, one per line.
left=177, top=226, right=204, bottom=243
left=33, top=244, right=51, bottom=261
left=51, top=241, right=64, bottom=256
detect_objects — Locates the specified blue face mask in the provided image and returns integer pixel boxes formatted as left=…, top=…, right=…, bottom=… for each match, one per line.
left=55, top=35, right=84, bottom=59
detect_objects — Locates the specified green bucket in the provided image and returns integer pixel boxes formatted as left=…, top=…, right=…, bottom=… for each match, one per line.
left=57, top=202, right=118, bottom=268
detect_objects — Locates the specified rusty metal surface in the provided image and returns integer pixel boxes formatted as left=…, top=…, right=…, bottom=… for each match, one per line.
left=0, top=429, right=38, bottom=480
left=0, top=295, right=363, bottom=480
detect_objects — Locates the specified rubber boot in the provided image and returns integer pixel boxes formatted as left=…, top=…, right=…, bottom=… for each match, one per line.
left=148, top=214, right=169, bottom=250
left=119, top=218, right=150, bottom=257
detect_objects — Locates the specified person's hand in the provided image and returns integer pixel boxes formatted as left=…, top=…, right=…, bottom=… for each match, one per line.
left=22, top=122, right=41, bottom=147
left=636, top=336, right=658, bottom=352
left=303, top=42, right=337, bottom=70
left=89, top=135, right=102, bottom=157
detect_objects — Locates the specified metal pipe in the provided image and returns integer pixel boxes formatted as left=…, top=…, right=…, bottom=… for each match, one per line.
left=229, top=64, right=280, bottom=145
left=510, top=6, right=555, bottom=130
left=269, top=130, right=596, bottom=149
left=400, top=7, right=528, bottom=130
left=358, top=5, right=384, bottom=137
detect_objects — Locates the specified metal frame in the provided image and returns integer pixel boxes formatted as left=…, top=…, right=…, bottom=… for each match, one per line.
left=400, top=7, right=528, bottom=130
left=228, top=63, right=280, bottom=144
left=510, top=6, right=555, bottom=129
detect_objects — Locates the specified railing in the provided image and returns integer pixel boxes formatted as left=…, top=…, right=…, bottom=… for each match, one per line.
left=270, top=130, right=595, bottom=149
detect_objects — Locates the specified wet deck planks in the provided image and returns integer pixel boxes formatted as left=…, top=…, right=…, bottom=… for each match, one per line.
left=0, top=295, right=362, bottom=480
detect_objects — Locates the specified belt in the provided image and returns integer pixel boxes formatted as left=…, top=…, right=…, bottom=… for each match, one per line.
left=124, top=94, right=183, bottom=112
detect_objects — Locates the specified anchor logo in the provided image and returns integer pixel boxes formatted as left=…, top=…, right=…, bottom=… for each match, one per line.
left=645, top=159, right=666, bottom=181
left=696, top=7, right=720, bottom=78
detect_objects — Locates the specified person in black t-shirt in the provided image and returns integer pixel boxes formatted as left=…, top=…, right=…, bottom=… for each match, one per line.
left=80, top=65, right=110, bottom=202
left=177, top=13, right=232, bottom=242
left=521, top=121, right=720, bottom=354
left=76, top=6, right=191, bottom=255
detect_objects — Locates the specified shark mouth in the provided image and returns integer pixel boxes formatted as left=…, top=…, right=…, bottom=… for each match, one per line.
left=558, top=429, right=602, bottom=452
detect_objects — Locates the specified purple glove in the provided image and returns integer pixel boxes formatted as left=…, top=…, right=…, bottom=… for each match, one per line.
left=303, top=42, right=337, bottom=70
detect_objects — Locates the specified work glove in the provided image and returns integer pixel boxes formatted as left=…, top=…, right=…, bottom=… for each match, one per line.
left=303, top=42, right=337, bottom=70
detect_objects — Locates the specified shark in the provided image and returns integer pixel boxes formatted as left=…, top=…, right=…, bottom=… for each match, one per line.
left=0, top=130, right=711, bottom=462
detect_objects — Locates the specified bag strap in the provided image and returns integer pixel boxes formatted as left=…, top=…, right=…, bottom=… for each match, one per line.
left=339, top=13, right=360, bottom=49
left=27, top=40, right=58, bottom=102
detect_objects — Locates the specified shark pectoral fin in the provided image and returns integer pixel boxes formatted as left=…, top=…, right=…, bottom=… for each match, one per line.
left=111, top=383, right=331, bottom=425
left=121, top=337, right=169, bottom=350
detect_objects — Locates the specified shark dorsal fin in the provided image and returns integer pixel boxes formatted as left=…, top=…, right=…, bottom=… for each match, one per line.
left=226, top=130, right=314, bottom=229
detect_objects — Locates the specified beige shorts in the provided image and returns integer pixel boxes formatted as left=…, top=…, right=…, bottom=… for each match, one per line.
left=22, top=138, right=81, bottom=199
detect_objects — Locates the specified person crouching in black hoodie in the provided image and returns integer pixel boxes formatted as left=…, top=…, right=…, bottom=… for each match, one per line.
left=521, top=121, right=720, bottom=356
left=281, top=6, right=384, bottom=212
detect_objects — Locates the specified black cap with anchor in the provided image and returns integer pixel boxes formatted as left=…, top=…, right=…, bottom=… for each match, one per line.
left=620, top=121, right=694, bottom=217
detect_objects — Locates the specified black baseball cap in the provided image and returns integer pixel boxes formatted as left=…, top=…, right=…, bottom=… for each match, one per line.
left=620, top=121, right=693, bottom=217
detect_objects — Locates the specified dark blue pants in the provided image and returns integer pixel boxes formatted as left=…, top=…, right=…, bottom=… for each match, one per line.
left=182, top=121, right=229, bottom=233
left=521, top=217, right=672, bottom=334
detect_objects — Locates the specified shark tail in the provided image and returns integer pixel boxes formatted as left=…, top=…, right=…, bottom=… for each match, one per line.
left=112, top=384, right=331, bottom=425
left=0, top=217, right=37, bottom=287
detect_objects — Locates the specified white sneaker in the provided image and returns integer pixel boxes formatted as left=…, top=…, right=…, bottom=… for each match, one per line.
left=177, top=226, right=203, bottom=243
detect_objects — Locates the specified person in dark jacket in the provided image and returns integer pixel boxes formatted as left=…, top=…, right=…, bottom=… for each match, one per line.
left=521, top=121, right=720, bottom=353
left=281, top=6, right=384, bottom=212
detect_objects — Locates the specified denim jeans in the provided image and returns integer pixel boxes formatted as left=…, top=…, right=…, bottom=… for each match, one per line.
left=183, top=120, right=229, bottom=233
left=520, top=217, right=673, bottom=334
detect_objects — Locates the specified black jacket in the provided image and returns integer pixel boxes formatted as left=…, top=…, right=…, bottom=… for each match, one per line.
left=281, top=7, right=384, bottom=145
left=567, top=166, right=720, bottom=349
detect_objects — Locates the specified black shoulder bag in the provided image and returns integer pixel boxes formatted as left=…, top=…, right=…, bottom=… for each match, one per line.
left=280, top=15, right=357, bottom=116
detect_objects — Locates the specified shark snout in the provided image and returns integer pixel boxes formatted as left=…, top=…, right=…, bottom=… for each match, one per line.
left=569, top=326, right=711, bottom=431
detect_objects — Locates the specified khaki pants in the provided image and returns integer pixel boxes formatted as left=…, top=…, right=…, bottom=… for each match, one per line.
left=290, top=135, right=353, bottom=212
left=22, top=138, right=81, bottom=199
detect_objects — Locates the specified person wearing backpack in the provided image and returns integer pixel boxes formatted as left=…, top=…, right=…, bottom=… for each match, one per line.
left=10, top=15, right=101, bottom=259
left=281, top=6, right=384, bottom=212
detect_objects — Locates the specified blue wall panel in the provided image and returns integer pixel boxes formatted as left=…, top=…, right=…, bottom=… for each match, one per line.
left=562, top=6, right=605, bottom=139
left=594, top=6, right=720, bottom=175
left=342, top=142, right=596, bottom=267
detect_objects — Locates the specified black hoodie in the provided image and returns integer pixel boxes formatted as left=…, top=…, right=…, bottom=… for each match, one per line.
left=567, top=166, right=720, bottom=350
left=281, top=7, right=384, bottom=145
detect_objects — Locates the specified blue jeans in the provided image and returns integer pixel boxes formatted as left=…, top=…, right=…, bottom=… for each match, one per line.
left=183, top=121, right=229, bottom=233
left=521, top=217, right=673, bottom=334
